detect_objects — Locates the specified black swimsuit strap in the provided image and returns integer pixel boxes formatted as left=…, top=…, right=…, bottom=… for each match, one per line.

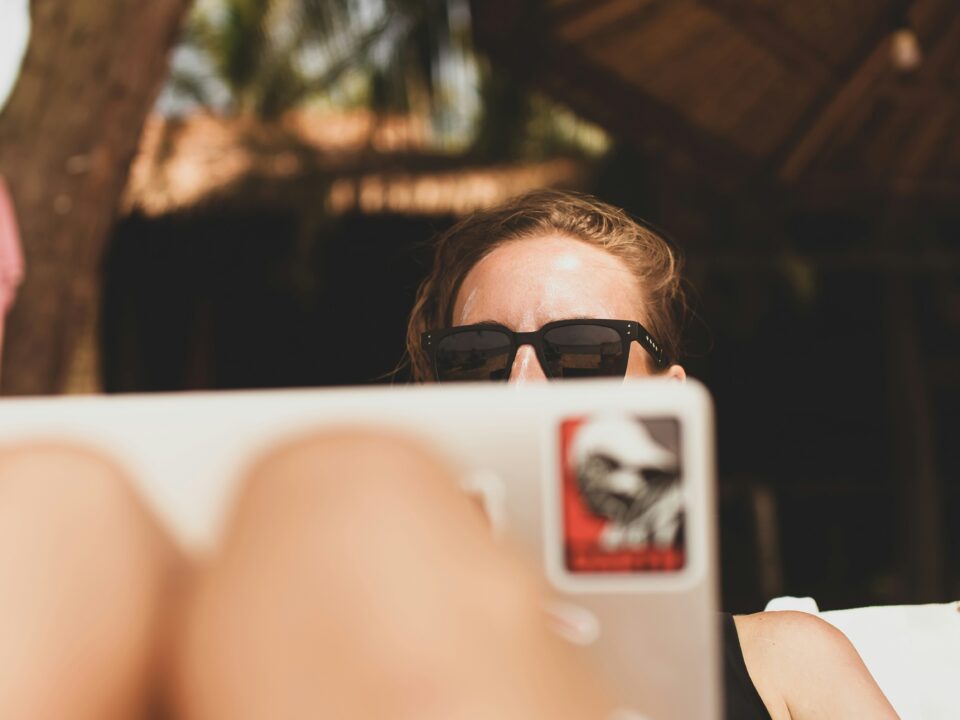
left=721, top=612, right=772, bottom=720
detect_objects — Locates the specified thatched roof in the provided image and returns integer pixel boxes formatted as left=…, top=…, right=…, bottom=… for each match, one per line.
left=123, top=111, right=587, bottom=217
left=471, top=0, right=960, bottom=208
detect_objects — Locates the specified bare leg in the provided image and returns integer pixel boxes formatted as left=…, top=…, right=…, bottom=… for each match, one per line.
left=173, top=430, right=613, bottom=720
left=0, top=444, right=180, bottom=720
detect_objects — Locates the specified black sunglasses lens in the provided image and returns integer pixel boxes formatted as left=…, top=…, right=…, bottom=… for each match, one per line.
left=542, top=324, right=625, bottom=378
left=435, top=329, right=513, bottom=381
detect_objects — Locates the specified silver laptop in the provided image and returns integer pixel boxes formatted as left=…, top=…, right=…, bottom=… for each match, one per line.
left=0, top=378, right=720, bottom=719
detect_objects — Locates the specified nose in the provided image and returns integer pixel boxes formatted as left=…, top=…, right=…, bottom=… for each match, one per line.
left=508, top=344, right=548, bottom=384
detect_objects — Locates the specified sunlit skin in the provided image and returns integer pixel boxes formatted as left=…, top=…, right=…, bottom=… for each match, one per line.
left=453, top=233, right=686, bottom=384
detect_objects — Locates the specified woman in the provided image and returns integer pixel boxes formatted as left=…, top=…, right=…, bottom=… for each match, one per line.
left=0, top=190, right=895, bottom=720
left=405, top=189, right=898, bottom=719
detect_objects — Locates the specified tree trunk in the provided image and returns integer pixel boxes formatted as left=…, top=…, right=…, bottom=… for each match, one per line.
left=0, top=0, right=190, bottom=395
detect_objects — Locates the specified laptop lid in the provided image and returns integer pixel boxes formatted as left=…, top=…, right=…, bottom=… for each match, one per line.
left=0, top=378, right=720, bottom=719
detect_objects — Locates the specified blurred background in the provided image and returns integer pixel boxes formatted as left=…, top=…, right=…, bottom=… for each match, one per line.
left=0, top=0, right=957, bottom=612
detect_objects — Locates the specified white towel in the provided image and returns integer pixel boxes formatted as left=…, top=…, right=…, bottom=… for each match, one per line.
left=765, top=596, right=960, bottom=719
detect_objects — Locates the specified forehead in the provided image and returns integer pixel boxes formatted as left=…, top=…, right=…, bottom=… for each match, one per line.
left=452, top=233, right=642, bottom=329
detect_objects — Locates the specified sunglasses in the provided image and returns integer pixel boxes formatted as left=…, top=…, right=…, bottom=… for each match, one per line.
left=421, top=319, right=667, bottom=382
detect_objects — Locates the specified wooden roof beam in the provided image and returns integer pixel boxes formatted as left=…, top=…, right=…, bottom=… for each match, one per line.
left=786, top=171, right=960, bottom=211
left=470, top=0, right=761, bottom=190
left=777, top=39, right=893, bottom=182
left=914, top=7, right=960, bottom=87
left=697, top=0, right=833, bottom=84
left=775, top=0, right=960, bottom=185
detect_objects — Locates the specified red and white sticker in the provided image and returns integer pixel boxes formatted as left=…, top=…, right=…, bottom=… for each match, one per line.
left=559, top=415, right=685, bottom=574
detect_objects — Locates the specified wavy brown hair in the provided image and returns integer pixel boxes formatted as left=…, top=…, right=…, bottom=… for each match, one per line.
left=406, top=189, right=686, bottom=381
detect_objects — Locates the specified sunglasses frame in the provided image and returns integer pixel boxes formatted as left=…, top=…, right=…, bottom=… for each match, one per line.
left=421, top=318, right=667, bottom=382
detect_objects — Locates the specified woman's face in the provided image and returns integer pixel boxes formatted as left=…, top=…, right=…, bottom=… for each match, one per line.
left=451, top=233, right=686, bottom=384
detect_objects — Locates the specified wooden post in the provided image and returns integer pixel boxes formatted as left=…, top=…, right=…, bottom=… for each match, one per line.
left=0, top=0, right=190, bottom=395
left=884, top=274, right=945, bottom=601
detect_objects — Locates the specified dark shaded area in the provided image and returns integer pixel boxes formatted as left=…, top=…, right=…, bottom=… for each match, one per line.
left=103, top=210, right=448, bottom=391
left=705, top=272, right=896, bottom=611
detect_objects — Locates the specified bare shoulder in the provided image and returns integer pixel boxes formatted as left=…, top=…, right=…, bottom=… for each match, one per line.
left=734, top=610, right=852, bottom=662
left=733, top=611, right=899, bottom=720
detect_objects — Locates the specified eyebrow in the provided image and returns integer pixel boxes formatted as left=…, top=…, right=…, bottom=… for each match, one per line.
left=465, top=319, right=506, bottom=327
left=461, top=315, right=612, bottom=329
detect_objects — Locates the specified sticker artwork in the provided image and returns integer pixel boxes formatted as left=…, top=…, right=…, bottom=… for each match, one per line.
left=560, top=415, right=684, bottom=573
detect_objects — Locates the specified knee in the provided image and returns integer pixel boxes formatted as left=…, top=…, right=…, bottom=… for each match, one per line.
left=0, top=442, right=131, bottom=506
left=0, top=443, right=177, bottom=719
left=248, top=428, right=458, bottom=498
left=0, top=443, right=170, bottom=571
left=224, top=428, right=475, bottom=550
left=226, top=427, right=540, bottom=618
left=175, top=429, right=545, bottom=716
left=0, top=441, right=176, bottom=609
